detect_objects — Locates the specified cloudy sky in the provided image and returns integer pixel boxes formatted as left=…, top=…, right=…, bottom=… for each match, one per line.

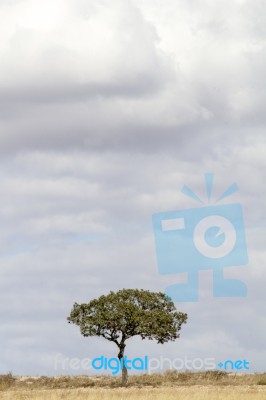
left=0, top=0, right=265, bottom=375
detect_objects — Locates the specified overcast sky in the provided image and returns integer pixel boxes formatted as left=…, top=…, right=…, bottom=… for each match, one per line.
left=0, top=0, right=265, bottom=375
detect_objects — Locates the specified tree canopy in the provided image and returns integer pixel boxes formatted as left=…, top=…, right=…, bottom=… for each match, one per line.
left=67, top=288, right=187, bottom=384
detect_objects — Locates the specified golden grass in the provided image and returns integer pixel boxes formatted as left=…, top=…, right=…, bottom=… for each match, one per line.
left=1, top=372, right=266, bottom=400
left=1, top=386, right=266, bottom=400
left=2, top=371, right=266, bottom=390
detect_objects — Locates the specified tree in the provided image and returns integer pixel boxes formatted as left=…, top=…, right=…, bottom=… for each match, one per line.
left=67, top=288, right=187, bottom=385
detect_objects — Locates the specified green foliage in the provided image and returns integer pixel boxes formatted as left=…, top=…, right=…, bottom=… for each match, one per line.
left=67, top=288, right=187, bottom=346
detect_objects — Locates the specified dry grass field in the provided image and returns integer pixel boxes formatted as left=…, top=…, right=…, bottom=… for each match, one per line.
left=1, top=371, right=266, bottom=400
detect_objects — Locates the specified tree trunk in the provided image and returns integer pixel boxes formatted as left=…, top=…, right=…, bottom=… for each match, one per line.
left=118, top=343, right=127, bottom=386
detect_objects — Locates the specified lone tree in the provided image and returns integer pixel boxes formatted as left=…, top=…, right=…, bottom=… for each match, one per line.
left=67, top=288, right=187, bottom=385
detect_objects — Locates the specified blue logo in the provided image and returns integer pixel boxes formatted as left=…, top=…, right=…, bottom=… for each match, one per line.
left=92, top=356, right=148, bottom=375
left=152, top=174, right=248, bottom=302
left=218, top=359, right=250, bottom=371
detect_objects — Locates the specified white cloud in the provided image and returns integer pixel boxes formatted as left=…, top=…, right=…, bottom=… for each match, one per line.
left=0, top=0, right=171, bottom=92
